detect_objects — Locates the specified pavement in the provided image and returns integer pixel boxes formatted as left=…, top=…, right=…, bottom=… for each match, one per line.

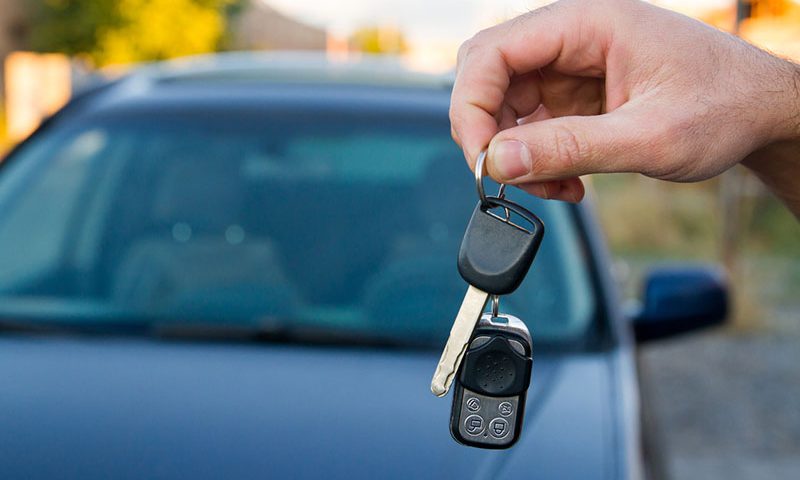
left=638, top=329, right=800, bottom=480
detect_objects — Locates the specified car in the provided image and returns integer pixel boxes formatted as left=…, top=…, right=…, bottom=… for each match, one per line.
left=0, top=52, right=728, bottom=479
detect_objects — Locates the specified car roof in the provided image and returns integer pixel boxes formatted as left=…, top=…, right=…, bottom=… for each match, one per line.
left=69, top=52, right=455, bottom=119
left=131, top=51, right=455, bottom=88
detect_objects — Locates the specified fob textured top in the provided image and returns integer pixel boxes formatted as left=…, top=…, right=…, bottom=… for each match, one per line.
left=458, top=197, right=544, bottom=295
left=459, top=335, right=531, bottom=397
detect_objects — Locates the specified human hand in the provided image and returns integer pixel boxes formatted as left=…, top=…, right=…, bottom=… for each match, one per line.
left=450, top=0, right=800, bottom=207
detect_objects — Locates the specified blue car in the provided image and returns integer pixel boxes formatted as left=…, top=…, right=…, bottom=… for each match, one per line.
left=0, top=53, right=727, bottom=479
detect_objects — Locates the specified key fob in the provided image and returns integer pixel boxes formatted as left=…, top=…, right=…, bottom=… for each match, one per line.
left=450, top=313, right=532, bottom=449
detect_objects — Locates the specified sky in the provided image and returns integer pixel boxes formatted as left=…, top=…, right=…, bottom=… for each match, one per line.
left=264, top=0, right=735, bottom=44
left=262, top=0, right=738, bottom=70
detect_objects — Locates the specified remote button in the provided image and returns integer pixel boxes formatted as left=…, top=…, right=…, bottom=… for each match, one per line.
left=489, top=418, right=509, bottom=439
left=464, top=415, right=485, bottom=436
left=466, top=397, right=481, bottom=412
left=508, top=339, right=526, bottom=356
left=498, top=401, right=513, bottom=417
left=470, top=336, right=491, bottom=349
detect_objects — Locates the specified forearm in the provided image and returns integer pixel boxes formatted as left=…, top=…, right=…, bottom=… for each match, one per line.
left=743, top=59, right=800, bottom=219
left=744, top=140, right=800, bottom=219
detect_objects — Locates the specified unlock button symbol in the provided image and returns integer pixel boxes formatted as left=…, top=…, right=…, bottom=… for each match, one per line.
left=489, top=418, right=509, bottom=439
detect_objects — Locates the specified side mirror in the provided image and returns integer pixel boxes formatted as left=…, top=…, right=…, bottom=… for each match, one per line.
left=631, top=264, right=729, bottom=343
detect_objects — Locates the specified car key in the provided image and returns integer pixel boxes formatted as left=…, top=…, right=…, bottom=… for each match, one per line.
left=450, top=311, right=532, bottom=449
left=430, top=152, right=544, bottom=397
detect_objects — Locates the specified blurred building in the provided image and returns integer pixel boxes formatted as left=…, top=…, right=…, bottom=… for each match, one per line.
left=4, top=52, right=71, bottom=141
left=0, top=0, right=26, bottom=53
left=690, top=0, right=800, bottom=61
left=738, top=0, right=800, bottom=61
left=0, top=0, right=29, bottom=94
left=229, top=0, right=326, bottom=51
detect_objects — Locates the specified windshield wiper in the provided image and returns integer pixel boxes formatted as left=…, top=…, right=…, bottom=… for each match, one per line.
left=152, top=320, right=431, bottom=349
left=0, top=315, right=154, bottom=336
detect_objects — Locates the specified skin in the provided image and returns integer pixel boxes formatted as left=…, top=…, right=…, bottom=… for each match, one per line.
left=449, top=0, right=800, bottom=217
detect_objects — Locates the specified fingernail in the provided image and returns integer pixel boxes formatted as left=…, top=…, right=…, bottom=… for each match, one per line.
left=491, top=140, right=531, bottom=180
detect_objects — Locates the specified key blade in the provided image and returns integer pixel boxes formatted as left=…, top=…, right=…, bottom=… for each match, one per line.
left=430, top=285, right=490, bottom=397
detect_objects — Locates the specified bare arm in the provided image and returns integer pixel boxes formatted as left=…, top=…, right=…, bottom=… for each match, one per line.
left=743, top=63, right=800, bottom=217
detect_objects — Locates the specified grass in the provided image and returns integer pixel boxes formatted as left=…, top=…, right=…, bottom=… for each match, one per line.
left=590, top=173, right=799, bottom=331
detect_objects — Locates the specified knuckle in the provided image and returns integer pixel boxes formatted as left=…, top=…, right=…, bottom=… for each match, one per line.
left=646, top=112, right=709, bottom=180
left=450, top=125, right=461, bottom=145
left=458, top=27, right=495, bottom=61
left=550, top=126, right=588, bottom=172
left=456, top=40, right=471, bottom=65
left=645, top=139, right=697, bottom=181
left=448, top=105, right=463, bottom=131
left=458, top=35, right=475, bottom=51
left=591, top=0, right=629, bottom=9
left=470, top=28, right=492, bottom=45
left=457, top=36, right=480, bottom=63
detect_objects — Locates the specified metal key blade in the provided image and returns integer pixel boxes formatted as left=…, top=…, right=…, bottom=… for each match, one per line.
left=430, top=285, right=490, bottom=397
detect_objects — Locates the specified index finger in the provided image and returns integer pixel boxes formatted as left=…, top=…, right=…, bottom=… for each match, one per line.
left=449, top=2, right=583, bottom=168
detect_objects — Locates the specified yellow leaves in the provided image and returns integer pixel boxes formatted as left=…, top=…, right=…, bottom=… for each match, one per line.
left=95, top=0, right=226, bottom=66
left=349, top=26, right=408, bottom=55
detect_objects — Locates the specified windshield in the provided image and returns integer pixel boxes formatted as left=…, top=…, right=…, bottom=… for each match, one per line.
left=0, top=106, right=596, bottom=348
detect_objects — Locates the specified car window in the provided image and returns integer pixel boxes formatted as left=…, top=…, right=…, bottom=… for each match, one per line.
left=0, top=107, right=596, bottom=348
left=0, top=130, right=105, bottom=287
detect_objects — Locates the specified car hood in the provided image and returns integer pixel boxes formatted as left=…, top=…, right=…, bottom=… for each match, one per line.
left=0, top=335, right=616, bottom=480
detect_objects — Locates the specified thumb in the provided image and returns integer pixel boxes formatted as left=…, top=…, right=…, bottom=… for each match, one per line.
left=486, top=109, right=649, bottom=183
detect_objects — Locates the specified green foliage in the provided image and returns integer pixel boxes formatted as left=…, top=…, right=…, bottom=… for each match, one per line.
left=745, top=194, right=800, bottom=255
left=592, top=174, right=720, bottom=258
left=29, top=0, right=121, bottom=58
left=592, top=172, right=798, bottom=258
left=592, top=173, right=798, bottom=330
left=28, top=0, right=239, bottom=66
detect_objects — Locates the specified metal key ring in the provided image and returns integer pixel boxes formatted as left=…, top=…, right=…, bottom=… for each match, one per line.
left=475, top=150, right=511, bottom=220
left=475, top=151, right=493, bottom=205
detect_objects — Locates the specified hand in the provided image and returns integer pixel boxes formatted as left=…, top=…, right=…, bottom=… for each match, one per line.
left=450, top=0, right=800, bottom=212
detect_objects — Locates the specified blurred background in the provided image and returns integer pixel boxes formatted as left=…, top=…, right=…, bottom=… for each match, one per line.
left=0, top=0, right=797, bottom=478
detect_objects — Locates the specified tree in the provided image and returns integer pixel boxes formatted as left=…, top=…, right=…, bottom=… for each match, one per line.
left=349, top=26, right=408, bottom=55
left=29, top=0, right=121, bottom=59
left=29, top=0, right=236, bottom=66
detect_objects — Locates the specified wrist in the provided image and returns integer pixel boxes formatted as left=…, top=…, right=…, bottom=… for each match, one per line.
left=782, top=60, right=800, bottom=141
left=767, top=57, right=800, bottom=143
left=740, top=57, right=800, bottom=218
left=742, top=140, right=800, bottom=219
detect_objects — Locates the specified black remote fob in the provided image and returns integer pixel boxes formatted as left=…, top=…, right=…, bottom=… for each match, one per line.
left=450, top=313, right=533, bottom=449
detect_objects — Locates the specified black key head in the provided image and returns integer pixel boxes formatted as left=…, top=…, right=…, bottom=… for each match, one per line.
left=457, top=196, right=544, bottom=295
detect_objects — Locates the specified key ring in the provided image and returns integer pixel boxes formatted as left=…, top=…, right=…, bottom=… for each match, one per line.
left=491, top=295, right=500, bottom=318
left=474, top=150, right=495, bottom=205
left=475, top=150, right=511, bottom=221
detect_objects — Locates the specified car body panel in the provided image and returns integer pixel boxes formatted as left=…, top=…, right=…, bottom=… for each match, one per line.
left=0, top=335, right=617, bottom=480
